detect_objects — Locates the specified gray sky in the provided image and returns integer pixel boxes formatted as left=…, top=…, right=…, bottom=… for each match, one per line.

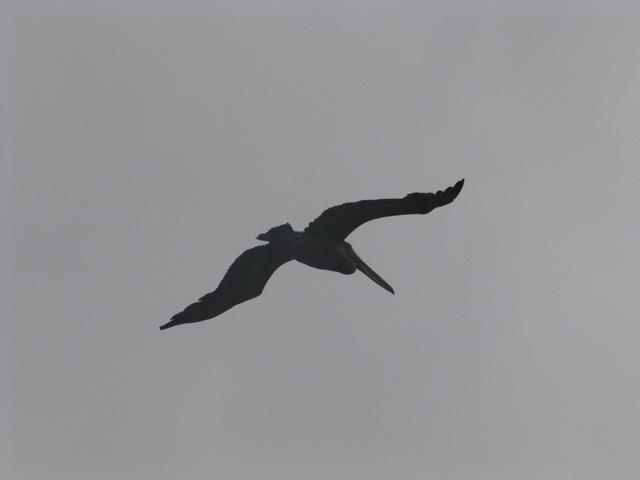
left=2, top=1, right=640, bottom=479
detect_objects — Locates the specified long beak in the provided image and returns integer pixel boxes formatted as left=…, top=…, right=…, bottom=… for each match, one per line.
left=347, top=247, right=395, bottom=294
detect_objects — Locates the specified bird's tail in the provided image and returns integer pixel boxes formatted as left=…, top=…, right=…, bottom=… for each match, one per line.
left=256, top=223, right=293, bottom=242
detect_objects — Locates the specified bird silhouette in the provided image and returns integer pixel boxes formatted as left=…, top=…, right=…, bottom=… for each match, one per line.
left=160, top=179, right=464, bottom=330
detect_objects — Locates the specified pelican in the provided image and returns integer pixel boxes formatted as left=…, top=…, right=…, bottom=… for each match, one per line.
left=160, top=179, right=464, bottom=330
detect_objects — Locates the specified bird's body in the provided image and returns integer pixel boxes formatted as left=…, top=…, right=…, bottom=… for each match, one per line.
left=268, top=229, right=357, bottom=275
left=160, top=179, right=464, bottom=330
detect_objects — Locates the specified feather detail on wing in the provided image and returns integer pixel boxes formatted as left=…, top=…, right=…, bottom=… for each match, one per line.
left=160, top=244, right=292, bottom=330
left=304, top=179, right=464, bottom=241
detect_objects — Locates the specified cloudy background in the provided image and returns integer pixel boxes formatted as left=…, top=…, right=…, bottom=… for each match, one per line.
left=2, top=1, right=640, bottom=479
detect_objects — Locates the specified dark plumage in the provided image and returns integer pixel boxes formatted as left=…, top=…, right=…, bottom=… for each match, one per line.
left=160, top=179, right=464, bottom=330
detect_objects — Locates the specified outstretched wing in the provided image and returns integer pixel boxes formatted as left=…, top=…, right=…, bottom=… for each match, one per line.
left=160, top=244, right=292, bottom=330
left=305, top=179, right=464, bottom=241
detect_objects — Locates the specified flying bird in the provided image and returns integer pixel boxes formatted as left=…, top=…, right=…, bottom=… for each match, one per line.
left=160, top=179, right=464, bottom=330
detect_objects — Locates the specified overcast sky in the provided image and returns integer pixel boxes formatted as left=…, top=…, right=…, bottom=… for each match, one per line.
left=2, top=1, right=640, bottom=479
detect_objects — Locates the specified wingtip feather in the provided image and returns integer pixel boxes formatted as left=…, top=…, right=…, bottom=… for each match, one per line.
left=159, top=321, right=174, bottom=330
left=444, top=178, right=465, bottom=203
